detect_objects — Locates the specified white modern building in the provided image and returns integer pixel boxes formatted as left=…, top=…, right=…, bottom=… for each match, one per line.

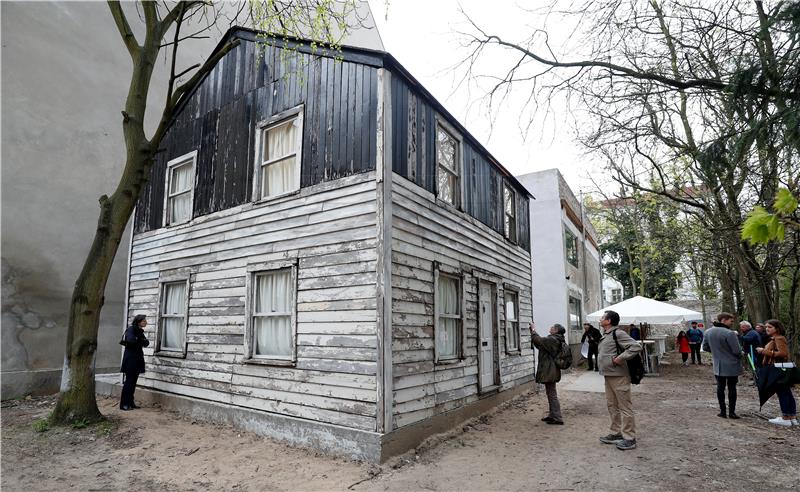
left=517, top=169, right=603, bottom=354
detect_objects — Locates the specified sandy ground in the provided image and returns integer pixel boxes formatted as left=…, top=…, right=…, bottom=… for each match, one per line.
left=3, top=352, right=799, bottom=491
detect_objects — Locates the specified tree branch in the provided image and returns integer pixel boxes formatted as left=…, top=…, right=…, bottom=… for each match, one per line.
left=107, top=1, right=140, bottom=58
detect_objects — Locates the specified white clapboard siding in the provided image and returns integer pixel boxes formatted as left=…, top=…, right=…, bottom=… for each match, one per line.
left=128, top=173, right=380, bottom=432
left=390, top=175, right=533, bottom=430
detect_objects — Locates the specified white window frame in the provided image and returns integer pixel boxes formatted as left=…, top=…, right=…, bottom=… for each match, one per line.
left=504, top=182, right=517, bottom=243
left=504, top=288, right=520, bottom=353
left=252, top=105, right=304, bottom=202
left=433, top=262, right=467, bottom=364
left=155, top=276, right=190, bottom=358
left=163, top=151, right=197, bottom=227
left=244, top=260, right=298, bottom=365
left=612, top=288, right=622, bottom=303
left=568, top=295, right=582, bottom=334
left=435, top=118, right=463, bottom=209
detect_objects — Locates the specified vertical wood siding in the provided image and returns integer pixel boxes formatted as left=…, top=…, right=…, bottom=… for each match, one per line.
left=389, top=175, right=534, bottom=430
left=135, top=38, right=378, bottom=233
left=389, top=77, right=530, bottom=251
left=127, top=175, right=380, bottom=431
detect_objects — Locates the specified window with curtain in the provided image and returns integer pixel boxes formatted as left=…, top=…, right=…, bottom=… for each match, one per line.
left=505, top=291, right=519, bottom=352
left=504, top=183, right=516, bottom=242
left=166, top=157, right=194, bottom=225
left=261, top=115, right=300, bottom=199
left=160, top=281, right=187, bottom=352
left=436, top=274, right=461, bottom=361
left=436, top=124, right=459, bottom=207
left=251, top=269, right=294, bottom=359
left=565, top=229, right=579, bottom=267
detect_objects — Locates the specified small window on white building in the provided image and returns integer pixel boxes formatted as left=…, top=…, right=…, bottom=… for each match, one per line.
left=504, top=183, right=517, bottom=242
left=505, top=290, right=520, bottom=352
left=568, top=296, right=582, bottom=333
left=165, top=153, right=196, bottom=226
left=258, top=110, right=303, bottom=199
left=158, top=280, right=188, bottom=354
left=565, top=229, right=579, bottom=267
left=436, top=123, right=460, bottom=207
left=435, top=272, right=462, bottom=362
left=612, top=288, right=622, bottom=303
left=248, top=268, right=296, bottom=361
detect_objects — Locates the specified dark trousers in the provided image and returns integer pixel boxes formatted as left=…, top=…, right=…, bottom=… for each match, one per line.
left=689, top=343, right=701, bottom=364
left=120, top=371, right=139, bottom=408
left=776, top=387, right=797, bottom=417
left=587, top=344, right=599, bottom=370
left=715, top=375, right=738, bottom=415
left=681, top=353, right=689, bottom=363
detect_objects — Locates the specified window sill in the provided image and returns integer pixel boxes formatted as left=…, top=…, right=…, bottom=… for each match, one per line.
left=505, top=349, right=522, bottom=357
left=154, top=350, right=187, bottom=359
left=243, top=357, right=296, bottom=367
left=252, top=189, right=301, bottom=207
left=435, top=358, right=467, bottom=368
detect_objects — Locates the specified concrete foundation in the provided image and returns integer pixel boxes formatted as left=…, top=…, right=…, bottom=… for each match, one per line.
left=96, top=374, right=534, bottom=463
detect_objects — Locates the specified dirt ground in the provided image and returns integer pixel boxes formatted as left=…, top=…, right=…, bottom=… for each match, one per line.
left=3, top=352, right=799, bottom=491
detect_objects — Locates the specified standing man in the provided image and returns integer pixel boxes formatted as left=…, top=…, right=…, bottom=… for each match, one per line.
left=702, top=313, right=743, bottom=419
left=628, top=323, right=641, bottom=341
left=686, top=321, right=704, bottom=365
left=739, top=320, right=762, bottom=368
left=529, top=322, right=567, bottom=425
left=598, top=310, right=643, bottom=451
left=581, top=323, right=602, bottom=371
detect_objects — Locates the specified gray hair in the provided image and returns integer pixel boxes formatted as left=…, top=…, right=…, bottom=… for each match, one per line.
left=740, top=320, right=752, bottom=329
left=552, top=323, right=566, bottom=335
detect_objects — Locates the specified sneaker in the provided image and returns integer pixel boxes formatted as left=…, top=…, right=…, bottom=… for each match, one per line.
left=768, top=417, right=792, bottom=427
left=599, top=433, right=624, bottom=444
left=791, top=419, right=799, bottom=426
left=717, top=412, right=727, bottom=418
left=729, top=413, right=740, bottom=419
left=541, top=416, right=555, bottom=422
left=616, top=439, right=637, bottom=450
left=546, top=419, right=564, bottom=425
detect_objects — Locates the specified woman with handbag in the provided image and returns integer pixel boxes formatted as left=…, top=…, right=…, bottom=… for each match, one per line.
left=676, top=331, right=691, bottom=366
left=120, top=314, right=150, bottom=411
left=756, top=319, right=797, bottom=426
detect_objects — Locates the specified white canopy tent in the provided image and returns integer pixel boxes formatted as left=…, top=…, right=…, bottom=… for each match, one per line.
left=586, top=296, right=702, bottom=325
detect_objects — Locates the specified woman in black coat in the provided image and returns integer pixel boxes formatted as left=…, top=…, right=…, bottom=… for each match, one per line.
left=120, top=314, right=149, bottom=410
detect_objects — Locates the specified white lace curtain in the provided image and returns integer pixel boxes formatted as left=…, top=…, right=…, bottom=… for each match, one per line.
left=437, top=276, right=459, bottom=358
left=162, top=282, right=186, bottom=350
left=254, top=270, right=292, bottom=357
left=262, top=119, right=298, bottom=198
left=169, top=162, right=193, bottom=223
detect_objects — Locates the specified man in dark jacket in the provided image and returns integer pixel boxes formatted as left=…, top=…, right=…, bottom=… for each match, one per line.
left=120, top=314, right=150, bottom=411
left=530, top=322, right=567, bottom=425
left=581, top=323, right=601, bottom=371
left=739, top=320, right=762, bottom=367
left=686, top=321, right=704, bottom=364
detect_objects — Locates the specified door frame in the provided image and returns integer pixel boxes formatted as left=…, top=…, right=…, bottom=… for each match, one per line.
left=476, top=275, right=501, bottom=394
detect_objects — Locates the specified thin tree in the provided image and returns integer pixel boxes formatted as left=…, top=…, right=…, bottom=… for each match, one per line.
left=52, top=0, right=361, bottom=425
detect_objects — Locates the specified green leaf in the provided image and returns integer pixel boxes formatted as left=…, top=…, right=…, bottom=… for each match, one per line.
left=741, top=206, right=774, bottom=243
left=773, top=188, right=798, bottom=215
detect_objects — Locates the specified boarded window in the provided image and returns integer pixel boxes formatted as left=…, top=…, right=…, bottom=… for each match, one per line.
left=436, top=274, right=462, bottom=361
left=165, top=154, right=195, bottom=226
left=565, top=229, right=579, bottom=267
left=251, top=269, right=295, bottom=359
left=504, top=183, right=516, bottom=242
left=436, top=124, right=460, bottom=207
left=159, top=281, right=187, bottom=353
left=505, top=290, right=519, bottom=352
left=260, top=113, right=302, bottom=199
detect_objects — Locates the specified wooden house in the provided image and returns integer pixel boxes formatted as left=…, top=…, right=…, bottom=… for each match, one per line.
left=121, top=27, right=533, bottom=462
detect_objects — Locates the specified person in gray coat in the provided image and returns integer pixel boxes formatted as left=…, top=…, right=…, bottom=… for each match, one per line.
left=529, top=322, right=567, bottom=425
left=702, top=312, right=743, bottom=419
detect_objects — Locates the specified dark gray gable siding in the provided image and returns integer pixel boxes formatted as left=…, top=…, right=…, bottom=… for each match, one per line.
left=389, top=76, right=530, bottom=252
left=134, top=36, right=378, bottom=233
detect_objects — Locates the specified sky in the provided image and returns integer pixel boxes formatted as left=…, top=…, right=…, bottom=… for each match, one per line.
left=366, top=0, right=602, bottom=195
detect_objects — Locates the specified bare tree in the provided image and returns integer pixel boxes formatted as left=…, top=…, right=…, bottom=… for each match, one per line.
left=52, top=0, right=363, bottom=425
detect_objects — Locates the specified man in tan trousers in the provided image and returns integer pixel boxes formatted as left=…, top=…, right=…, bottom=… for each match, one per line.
left=597, top=310, right=642, bottom=450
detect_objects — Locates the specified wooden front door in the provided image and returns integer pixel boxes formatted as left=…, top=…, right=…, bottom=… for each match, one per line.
left=478, top=281, right=498, bottom=391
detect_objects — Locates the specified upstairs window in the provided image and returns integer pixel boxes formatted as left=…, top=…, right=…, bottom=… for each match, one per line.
left=565, top=229, right=579, bottom=267
left=611, top=288, right=622, bottom=303
left=165, top=152, right=196, bottom=226
left=505, top=290, right=520, bottom=352
left=504, top=183, right=516, bottom=242
left=436, top=123, right=460, bottom=207
left=568, top=295, right=582, bottom=333
left=158, top=280, right=188, bottom=355
left=258, top=109, right=303, bottom=200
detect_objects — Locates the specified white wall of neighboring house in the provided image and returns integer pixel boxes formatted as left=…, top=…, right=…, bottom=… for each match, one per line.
left=603, top=277, right=625, bottom=306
